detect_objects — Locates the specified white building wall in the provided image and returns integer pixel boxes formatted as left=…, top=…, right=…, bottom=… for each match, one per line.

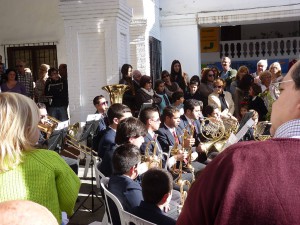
left=59, top=0, right=132, bottom=122
left=161, top=19, right=201, bottom=76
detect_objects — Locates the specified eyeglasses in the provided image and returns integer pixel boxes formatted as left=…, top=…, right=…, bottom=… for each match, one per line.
left=214, top=85, right=223, bottom=89
left=151, top=118, right=161, bottom=122
left=271, top=79, right=293, bottom=100
left=100, top=101, right=108, bottom=106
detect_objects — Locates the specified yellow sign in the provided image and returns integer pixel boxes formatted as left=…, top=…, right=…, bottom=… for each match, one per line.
left=200, top=27, right=220, bottom=52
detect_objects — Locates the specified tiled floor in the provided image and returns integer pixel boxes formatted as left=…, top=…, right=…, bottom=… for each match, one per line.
left=68, top=164, right=105, bottom=225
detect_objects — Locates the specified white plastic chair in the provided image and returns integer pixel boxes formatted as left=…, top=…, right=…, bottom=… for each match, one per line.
left=100, top=177, right=124, bottom=225
left=121, top=209, right=157, bottom=225
left=95, top=159, right=105, bottom=188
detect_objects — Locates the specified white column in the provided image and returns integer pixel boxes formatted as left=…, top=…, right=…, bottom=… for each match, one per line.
left=59, top=0, right=132, bottom=123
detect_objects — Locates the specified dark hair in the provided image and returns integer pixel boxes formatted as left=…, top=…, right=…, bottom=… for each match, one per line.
left=5, top=69, right=18, bottom=81
left=238, top=74, right=254, bottom=91
left=107, top=103, right=131, bottom=125
left=172, top=91, right=184, bottom=102
left=161, top=70, right=170, bottom=79
left=48, top=68, right=58, bottom=77
left=142, top=168, right=173, bottom=204
left=154, top=79, right=164, bottom=91
left=170, top=60, right=182, bottom=76
left=161, top=106, right=179, bottom=122
left=190, top=75, right=200, bottom=85
left=93, top=95, right=105, bottom=106
left=121, top=64, right=133, bottom=79
left=139, top=75, right=152, bottom=88
left=36, top=102, right=46, bottom=109
left=250, top=83, right=262, bottom=96
left=112, top=143, right=141, bottom=175
left=115, top=117, right=147, bottom=145
left=291, top=60, right=300, bottom=90
left=201, top=69, right=214, bottom=84
left=204, top=105, right=218, bottom=117
left=183, top=99, right=203, bottom=113
left=139, top=106, right=159, bottom=125
left=189, top=79, right=199, bottom=87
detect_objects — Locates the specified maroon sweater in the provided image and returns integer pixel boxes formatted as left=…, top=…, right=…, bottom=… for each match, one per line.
left=177, top=138, right=300, bottom=225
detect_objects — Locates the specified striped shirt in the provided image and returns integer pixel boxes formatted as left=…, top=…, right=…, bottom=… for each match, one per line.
left=274, top=119, right=300, bottom=138
left=17, top=72, right=34, bottom=98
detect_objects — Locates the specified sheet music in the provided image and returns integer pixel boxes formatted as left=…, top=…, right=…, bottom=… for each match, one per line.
left=223, top=118, right=254, bottom=149
left=86, top=114, right=101, bottom=122
left=55, top=121, right=69, bottom=130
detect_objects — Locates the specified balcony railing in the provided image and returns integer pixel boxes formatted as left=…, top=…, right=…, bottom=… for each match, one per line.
left=220, top=37, right=300, bottom=60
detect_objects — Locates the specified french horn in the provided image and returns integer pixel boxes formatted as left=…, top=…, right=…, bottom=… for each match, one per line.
left=254, top=121, right=272, bottom=141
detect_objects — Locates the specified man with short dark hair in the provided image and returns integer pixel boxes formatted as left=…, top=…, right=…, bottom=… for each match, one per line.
left=97, top=103, right=132, bottom=158
left=99, top=117, right=146, bottom=177
left=108, top=143, right=143, bottom=225
left=177, top=60, right=300, bottom=224
left=184, top=80, right=201, bottom=101
left=171, top=91, right=184, bottom=115
left=132, top=168, right=176, bottom=225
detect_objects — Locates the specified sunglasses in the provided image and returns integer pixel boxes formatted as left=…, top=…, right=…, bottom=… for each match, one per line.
left=208, top=74, right=214, bottom=77
left=100, top=101, right=109, bottom=106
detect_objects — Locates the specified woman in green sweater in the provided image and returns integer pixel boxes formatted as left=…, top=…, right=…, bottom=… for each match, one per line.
left=0, top=92, right=81, bottom=224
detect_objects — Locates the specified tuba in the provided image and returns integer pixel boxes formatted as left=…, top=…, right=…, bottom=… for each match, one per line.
left=102, top=84, right=130, bottom=104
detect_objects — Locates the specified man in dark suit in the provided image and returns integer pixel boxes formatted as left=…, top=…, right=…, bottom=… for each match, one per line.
left=179, top=99, right=207, bottom=163
left=132, top=168, right=176, bottom=225
left=99, top=117, right=147, bottom=177
left=108, top=143, right=143, bottom=225
left=156, top=106, right=205, bottom=173
left=97, top=103, right=132, bottom=158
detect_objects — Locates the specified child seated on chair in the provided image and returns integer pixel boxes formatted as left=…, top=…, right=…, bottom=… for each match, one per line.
left=132, top=168, right=176, bottom=225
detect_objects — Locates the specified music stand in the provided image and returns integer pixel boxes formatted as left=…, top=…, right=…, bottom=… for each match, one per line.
left=71, top=115, right=103, bottom=216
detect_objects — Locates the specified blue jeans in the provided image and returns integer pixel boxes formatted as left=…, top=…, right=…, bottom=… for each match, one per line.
left=48, top=106, right=68, bottom=121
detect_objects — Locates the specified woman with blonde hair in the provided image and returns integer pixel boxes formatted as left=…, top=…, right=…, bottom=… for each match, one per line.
left=0, top=93, right=80, bottom=224
left=269, top=62, right=283, bottom=82
left=34, top=64, right=50, bottom=103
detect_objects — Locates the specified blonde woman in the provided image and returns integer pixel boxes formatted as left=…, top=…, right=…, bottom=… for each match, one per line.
left=208, top=78, right=235, bottom=119
left=34, top=64, right=50, bottom=103
left=269, top=62, right=283, bottom=82
left=0, top=93, right=80, bottom=224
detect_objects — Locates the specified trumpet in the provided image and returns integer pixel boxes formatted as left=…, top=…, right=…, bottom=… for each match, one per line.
left=182, top=123, right=195, bottom=172
left=38, top=116, right=60, bottom=139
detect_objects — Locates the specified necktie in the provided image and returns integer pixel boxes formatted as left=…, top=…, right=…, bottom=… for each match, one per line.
left=173, top=130, right=179, bottom=144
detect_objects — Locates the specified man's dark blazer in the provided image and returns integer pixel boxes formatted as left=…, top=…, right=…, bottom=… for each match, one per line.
left=178, top=115, right=202, bottom=146
left=156, top=124, right=183, bottom=153
left=132, top=201, right=176, bottom=225
left=248, top=96, right=268, bottom=121
left=99, top=144, right=117, bottom=177
left=97, top=127, right=116, bottom=158
left=108, top=175, right=143, bottom=225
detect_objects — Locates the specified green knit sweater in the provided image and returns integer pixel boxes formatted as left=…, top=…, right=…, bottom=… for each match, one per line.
left=0, top=149, right=81, bottom=223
